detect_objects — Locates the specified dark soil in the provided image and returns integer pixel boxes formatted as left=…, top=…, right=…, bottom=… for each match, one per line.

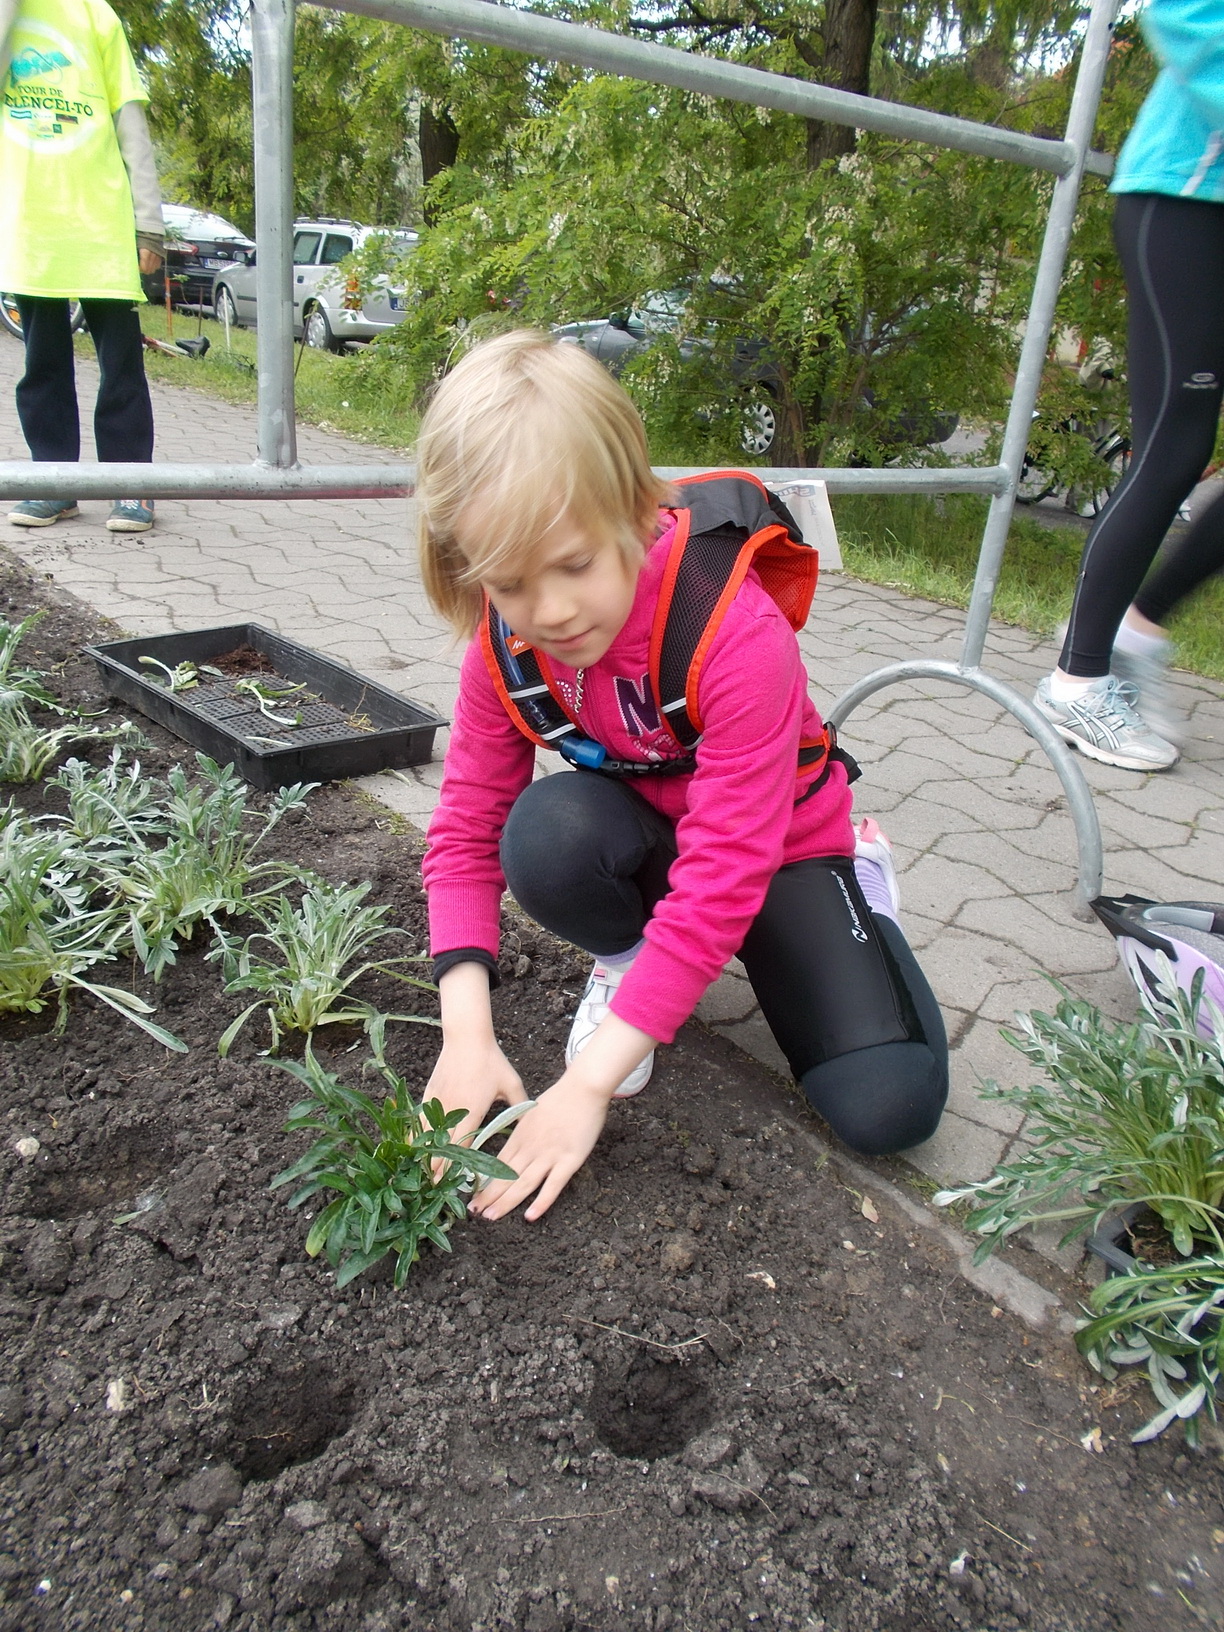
left=2, top=550, right=1222, bottom=1632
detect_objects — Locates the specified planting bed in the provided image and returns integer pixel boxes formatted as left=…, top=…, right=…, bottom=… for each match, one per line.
left=2, top=552, right=1223, bottom=1632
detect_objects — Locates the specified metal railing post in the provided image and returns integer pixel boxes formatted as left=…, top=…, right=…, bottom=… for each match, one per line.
left=959, top=0, right=1119, bottom=669
left=250, top=0, right=298, bottom=470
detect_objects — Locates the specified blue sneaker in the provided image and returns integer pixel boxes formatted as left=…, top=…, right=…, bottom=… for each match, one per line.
left=106, top=500, right=154, bottom=533
left=8, top=499, right=79, bottom=527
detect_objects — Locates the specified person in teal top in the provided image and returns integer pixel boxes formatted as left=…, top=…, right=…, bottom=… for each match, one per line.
left=1035, top=0, right=1224, bottom=772
left=1, top=0, right=164, bottom=533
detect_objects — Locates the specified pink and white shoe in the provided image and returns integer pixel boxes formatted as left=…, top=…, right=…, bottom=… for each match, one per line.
left=853, top=817, right=901, bottom=918
left=565, top=957, right=654, bottom=1098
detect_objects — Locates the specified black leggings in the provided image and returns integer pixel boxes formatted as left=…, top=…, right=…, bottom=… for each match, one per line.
left=14, top=295, right=154, bottom=465
left=500, top=772, right=948, bottom=1157
left=1061, top=193, right=1224, bottom=677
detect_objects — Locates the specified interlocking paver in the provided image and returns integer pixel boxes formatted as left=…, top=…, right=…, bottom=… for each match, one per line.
left=4, top=330, right=1224, bottom=1188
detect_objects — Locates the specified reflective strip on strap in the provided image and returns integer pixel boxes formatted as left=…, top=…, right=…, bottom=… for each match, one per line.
left=508, top=683, right=552, bottom=699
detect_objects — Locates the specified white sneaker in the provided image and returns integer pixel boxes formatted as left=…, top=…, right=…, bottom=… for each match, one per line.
left=565, top=956, right=654, bottom=1097
left=853, top=816, right=901, bottom=915
left=1034, top=674, right=1179, bottom=771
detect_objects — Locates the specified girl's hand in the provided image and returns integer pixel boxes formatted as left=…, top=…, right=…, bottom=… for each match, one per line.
left=469, top=1011, right=656, bottom=1222
left=428, top=961, right=527, bottom=1149
left=468, top=1075, right=611, bottom=1222
left=425, top=1035, right=527, bottom=1149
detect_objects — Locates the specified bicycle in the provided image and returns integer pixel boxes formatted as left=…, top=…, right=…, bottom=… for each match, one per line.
left=0, top=294, right=87, bottom=342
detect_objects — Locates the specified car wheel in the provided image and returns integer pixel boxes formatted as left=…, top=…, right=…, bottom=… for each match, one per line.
left=303, top=304, right=338, bottom=352
left=1, top=294, right=85, bottom=339
left=214, top=284, right=239, bottom=329
left=740, top=392, right=777, bottom=458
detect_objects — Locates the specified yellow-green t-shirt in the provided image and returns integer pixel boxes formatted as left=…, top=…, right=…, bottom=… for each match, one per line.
left=0, top=0, right=147, bottom=299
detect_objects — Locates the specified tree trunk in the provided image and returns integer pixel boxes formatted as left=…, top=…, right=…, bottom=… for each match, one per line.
left=419, top=100, right=459, bottom=210
left=803, top=0, right=879, bottom=169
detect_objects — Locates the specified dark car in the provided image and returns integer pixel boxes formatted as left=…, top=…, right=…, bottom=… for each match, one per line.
left=554, top=291, right=958, bottom=461
left=555, top=291, right=782, bottom=456
left=149, top=204, right=254, bottom=313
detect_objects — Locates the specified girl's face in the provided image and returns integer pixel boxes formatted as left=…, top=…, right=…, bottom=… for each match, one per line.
left=469, top=512, right=643, bottom=669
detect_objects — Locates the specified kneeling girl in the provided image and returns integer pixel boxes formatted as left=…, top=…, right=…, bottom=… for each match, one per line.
left=418, top=331, right=948, bottom=1221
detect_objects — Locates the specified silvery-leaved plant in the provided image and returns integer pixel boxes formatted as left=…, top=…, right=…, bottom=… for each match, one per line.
left=271, top=1035, right=531, bottom=1289
left=104, top=755, right=314, bottom=979
left=0, top=816, right=185, bottom=1049
left=934, top=975, right=1224, bottom=1262
left=1076, top=1258, right=1224, bottom=1446
left=211, top=877, right=437, bottom=1054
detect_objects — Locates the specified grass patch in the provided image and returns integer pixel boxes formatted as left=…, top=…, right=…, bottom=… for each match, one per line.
left=76, top=303, right=420, bottom=454
left=834, top=492, right=1224, bottom=683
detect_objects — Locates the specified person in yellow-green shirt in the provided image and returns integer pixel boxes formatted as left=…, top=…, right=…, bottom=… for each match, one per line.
left=1, top=0, right=164, bottom=532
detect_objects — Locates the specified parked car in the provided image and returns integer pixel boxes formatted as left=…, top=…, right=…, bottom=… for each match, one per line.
left=212, top=218, right=419, bottom=351
left=555, top=291, right=782, bottom=456
left=555, top=290, right=958, bottom=460
left=154, top=204, right=254, bottom=312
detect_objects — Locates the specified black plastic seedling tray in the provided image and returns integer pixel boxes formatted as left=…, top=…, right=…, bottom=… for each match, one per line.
left=87, top=623, right=447, bottom=790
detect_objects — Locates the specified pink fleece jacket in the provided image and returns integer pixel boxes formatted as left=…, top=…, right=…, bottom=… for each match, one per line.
left=423, top=519, right=855, bottom=1044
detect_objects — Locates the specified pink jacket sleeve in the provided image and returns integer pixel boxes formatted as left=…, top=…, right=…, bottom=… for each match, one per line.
left=610, top=592, right=823, bottom=1044
left=422, top=638, right=536, bottom=959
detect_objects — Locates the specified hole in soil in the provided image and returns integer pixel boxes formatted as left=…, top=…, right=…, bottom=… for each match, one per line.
left=228, top=1362, right=357, bottom=1481
left=589, top=1356, right=713, bottom=1460
left=25, top=1124, right=173, bottom=1220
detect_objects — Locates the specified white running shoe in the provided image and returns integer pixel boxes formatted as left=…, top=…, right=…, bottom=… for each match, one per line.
left=853, top=816, right=901, bottom=916
left=1034, top=674, right=1179, bottom=771
left=565, top=956, right=654, bottom=1098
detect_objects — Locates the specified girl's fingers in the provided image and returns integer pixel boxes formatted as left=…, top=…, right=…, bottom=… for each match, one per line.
left=523, top=1163, right=578, bottom=1221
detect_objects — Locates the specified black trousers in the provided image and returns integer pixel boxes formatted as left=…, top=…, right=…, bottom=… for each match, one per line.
left=14, top=295, right=154, bottom=465
left=1061, top=193, right=1224, bottom=678
left=500, top=771, right=948, bottom=1157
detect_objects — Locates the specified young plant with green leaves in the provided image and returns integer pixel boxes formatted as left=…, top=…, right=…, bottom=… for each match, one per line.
left=138, top=655, right=223, bottom=692
left=0, top=815, right=185, bottom=1049
left=0, top=612, right=64, bottom=714
left=271, top=1039, right=529, bottom=1288
left=47, top=749, right=168, bottom=852
left=234, top=675, right=306, bottom=726
left=0, top=698, right=137, bottom=784
left=211, top=877, right=436, bottom=1054
left=1076, top=1258, right=1224, bottom=1447
left=934, top=975, right=1224, bottom=1261
left=103, top=755, right=313, bottom=979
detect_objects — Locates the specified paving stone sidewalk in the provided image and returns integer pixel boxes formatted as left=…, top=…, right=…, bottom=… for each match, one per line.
left=4, top=331, right=1224, bottom=1192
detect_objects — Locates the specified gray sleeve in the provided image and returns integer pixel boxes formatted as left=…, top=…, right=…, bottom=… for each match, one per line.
left=0, top=0, right=18, bottom=87
left=113, top=100, right=165, bottom=247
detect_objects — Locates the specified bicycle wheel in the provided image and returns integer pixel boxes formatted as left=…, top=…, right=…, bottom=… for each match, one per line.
left=1067, top=434, right=1131, bottom=518
left=0, top=295, right=87, bottom=340
left=1016, top=453, right=1058, bottom=505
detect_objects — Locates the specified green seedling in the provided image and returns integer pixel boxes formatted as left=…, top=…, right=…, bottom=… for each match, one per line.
left=104, top=755, right=314, bottom=979
left=0, top=817, right=185, bottom=1049
left=272, top=1042, right=531, bottom=1288
left=0, top=700, right=137, bottom=784
left=138, top=656, right=223, bottom=692
left=211, top=877, right=437, bottom=1054
left=48, top=749, right=166, bottom=850
left=0, top=612, right=65, bottom=714
left=934, top=973, right=1224, bottom=1262
left=235, top=675, right=306, bottom=726
left=1076, top=1258, right=1224, bottom=1446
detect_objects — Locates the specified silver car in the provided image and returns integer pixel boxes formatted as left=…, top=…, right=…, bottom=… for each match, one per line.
left=211, top=217, right=418, bottom=351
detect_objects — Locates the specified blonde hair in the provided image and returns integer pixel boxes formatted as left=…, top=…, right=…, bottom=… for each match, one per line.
left=417, top=329, right=672, bottom=634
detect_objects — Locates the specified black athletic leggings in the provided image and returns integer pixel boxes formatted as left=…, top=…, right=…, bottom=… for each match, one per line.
left=1061, top=193, right=1224, bottom=677
left=499, top=772, right=948, bottom=1157
left=14, top=296, right=154, bottom=466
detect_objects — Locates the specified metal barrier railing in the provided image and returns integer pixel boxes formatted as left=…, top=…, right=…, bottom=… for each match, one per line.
left=0, top=0, right=1120, bottom=906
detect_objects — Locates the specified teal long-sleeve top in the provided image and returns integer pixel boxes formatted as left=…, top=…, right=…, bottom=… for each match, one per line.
left=1113, top=0, right=1224, bottom=201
